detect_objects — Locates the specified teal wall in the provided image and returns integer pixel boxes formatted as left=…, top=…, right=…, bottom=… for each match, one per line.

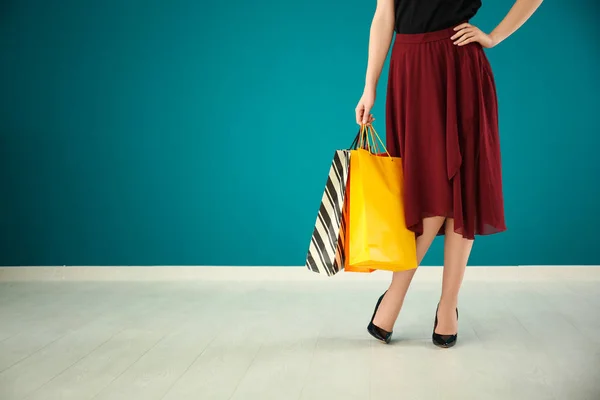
left=1, top=1, right=599, bottom=266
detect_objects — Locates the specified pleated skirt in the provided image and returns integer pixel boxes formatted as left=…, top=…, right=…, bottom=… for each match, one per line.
left=385, top=27, right=507, bottom=239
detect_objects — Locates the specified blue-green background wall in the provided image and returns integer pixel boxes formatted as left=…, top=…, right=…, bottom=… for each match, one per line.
left=1, top=0, right=599, bottom=266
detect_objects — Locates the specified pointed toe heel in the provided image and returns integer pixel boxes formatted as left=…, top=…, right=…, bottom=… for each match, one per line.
left=367, top=291, right=393, bottom=344
left=432, top=305, right=458, bottom=348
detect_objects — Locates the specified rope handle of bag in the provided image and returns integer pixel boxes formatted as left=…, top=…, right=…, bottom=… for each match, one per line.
left=350, top=124, right=392, bottom=159
left=364, top=124, right=392, bottom=158
left=351, top=124, right=371, bottom=152
left=360, top=124, right=371, bottom=152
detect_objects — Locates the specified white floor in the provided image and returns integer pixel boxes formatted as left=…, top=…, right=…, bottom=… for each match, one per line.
left=0, top=267, right=599, bottom=400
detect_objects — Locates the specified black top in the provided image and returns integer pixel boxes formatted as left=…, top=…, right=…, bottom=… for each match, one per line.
left=394, top=0, right=482, bottom=34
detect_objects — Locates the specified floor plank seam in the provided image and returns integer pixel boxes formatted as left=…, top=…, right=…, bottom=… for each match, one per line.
left=88, top=333, right=167, bottom=400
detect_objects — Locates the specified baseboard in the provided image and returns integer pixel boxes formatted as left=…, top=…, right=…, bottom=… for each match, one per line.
left=0, top=266, right=599, bottom=282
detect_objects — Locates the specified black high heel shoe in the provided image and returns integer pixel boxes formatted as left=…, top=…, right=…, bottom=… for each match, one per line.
left=367, top=291, right=393, bottom=344
left=432, top=304, right=458, bottom=348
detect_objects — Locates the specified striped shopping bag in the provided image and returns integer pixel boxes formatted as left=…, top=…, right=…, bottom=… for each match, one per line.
left=305, top=150, right=351, bottom=276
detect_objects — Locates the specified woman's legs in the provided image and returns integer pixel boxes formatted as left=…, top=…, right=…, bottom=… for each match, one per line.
left=435, top=218, right=474, bottom=334
left=372, top=216, right=446, bottom=331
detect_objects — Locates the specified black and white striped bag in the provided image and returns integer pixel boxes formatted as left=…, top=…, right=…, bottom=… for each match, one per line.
left=305, top=150, right=351, bottom=276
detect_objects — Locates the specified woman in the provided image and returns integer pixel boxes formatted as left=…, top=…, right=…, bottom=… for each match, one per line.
left=355, top=0, right=543, bottom=348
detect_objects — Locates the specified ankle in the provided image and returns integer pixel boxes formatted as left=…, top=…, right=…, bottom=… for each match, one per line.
left=438, top=297, right=458, bottom=310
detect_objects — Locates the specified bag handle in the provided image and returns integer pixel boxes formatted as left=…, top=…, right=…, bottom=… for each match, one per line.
left=350, top=124, right=391, bottom=158
left=368, top=125, right=391, bottom=158
left=350, top=124, right=370, bottom=151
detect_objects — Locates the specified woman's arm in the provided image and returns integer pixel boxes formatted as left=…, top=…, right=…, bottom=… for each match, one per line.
left=355, top=0, right=395, bottom=125
left=451, top=0, right=544, bottom=48
left=489, top=0, right=544, bottom=46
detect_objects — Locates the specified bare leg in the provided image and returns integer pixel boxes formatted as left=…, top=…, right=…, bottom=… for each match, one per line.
left=435, top=218, right=474, bottom=335
left=372, top=216, right=446, bottom=331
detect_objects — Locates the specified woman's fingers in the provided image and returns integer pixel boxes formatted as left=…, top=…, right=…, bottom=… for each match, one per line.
left=457, top=37, right=476, bottom=46
left=355, top=105, right=375, bottom=126
left=362, top=107, right=372, bottom=124
left=355, top=105, right=363, bottom=125
left=450, top=28, right=471, bottom=40
left=453, top=23, right=471, bottom=32
left=455, top=32, right=476, bottom=45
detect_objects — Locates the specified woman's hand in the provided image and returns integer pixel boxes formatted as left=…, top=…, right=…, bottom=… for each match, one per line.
left=355, top=88, right=376, bottom=125
left=451, top=23, right=496, bottom=48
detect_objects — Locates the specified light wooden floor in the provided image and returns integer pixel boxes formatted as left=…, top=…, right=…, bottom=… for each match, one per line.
left=0, top=270, right=599, bottom=400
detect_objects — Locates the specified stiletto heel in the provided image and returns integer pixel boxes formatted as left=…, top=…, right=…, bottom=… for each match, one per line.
left=367, top=291, right=393, bottom=344
left=432, top=304, right=458, bottom=348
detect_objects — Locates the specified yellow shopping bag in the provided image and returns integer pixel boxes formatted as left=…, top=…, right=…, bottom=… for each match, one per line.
left=345, top=126, right=418, bottom=273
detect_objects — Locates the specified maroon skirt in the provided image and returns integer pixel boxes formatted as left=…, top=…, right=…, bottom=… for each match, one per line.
left=385, top=27, right=506, bottom=240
